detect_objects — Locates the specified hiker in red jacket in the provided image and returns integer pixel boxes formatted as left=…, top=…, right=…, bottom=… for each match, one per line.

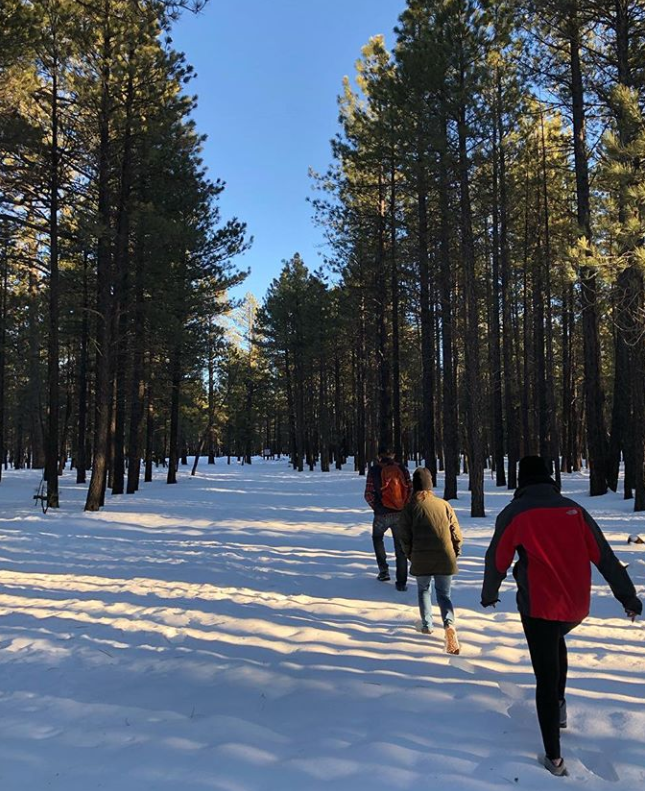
left=364, top=446, right=412, bottom=591
left=481, top=456, right=642, bottom=777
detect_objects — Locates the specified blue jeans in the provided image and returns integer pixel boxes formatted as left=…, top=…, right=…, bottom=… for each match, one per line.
left=416, top=574, right=454, bottom=629
left=372, top=512, right=408, bottom=585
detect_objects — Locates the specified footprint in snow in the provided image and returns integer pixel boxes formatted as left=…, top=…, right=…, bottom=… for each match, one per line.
left=574, top=749, right=620, bottom=782
left=609, top=711, right=628, bottom=731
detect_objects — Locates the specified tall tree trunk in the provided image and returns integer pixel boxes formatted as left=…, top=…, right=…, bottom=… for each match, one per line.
left=207, top=320, right=216, bottom=464
left=376, top=170, right=392, bottom=451
left=334, top=344, right=342, bottom=469
left=356, top=287, right=367, bottom=475
left=533, top=243, right=548, bottom=456
left=319, top=354, right=330, bottom=472
left=390, top=158, right=403, bottom=460
left=623, top=267, right=645, bottom=508
left=438, top=103, right=458, bottom=500
left=569, top=6, right=608, bottom=495
left=284, top=346, right=298, bottom=470
left=111, top=50, right=135, bottom=495
left=144, top=380, right=154, bottom=483
left=498, top=89, right=519, bottom=487
left=46, top=66, right=60, bottom=508
left=416, top=157, right=436, bottom=480
left=167, top=342, right=181, bottom=484
left=126, top=229, right=146, bottom=493
left=58, top=363, right=73, bottom=474
left=85, top=9, right=113, bottom=511
left=490, top=104, right=506, bottom=487
left=540, top=112, right=561, bottom=487
left=457, top=83, right=484, bottom=516
left=561, top=283, right=574, bottom=473
left=0, top=227, right=7, bottom=482
left=76, top=253, right=90, bottom=484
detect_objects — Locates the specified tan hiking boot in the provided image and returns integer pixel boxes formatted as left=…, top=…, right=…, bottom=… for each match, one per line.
left=445, top=625, right=460, bottom=655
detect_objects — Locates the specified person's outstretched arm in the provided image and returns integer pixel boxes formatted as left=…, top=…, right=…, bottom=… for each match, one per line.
left=582, top=511, right=642, bottom=617
left=364, top=468, right=376, bottom=510
left=447, top=504, right=463, bottom=557
left=398, top=506, right=413, bottom=559
left=481, top=506, right=516, bottom=607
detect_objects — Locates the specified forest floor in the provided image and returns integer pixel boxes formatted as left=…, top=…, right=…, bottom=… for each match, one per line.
left=0, top=460, right=643, bottom=790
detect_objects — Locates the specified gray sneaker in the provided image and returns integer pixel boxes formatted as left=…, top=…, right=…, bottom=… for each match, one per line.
left=541, top=755, right=568, bottom=777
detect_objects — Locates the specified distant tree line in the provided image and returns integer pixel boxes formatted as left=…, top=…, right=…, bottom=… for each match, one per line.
left=228, top=0, right=645, bottom=516
left=0, top=0, right=247, bottom=510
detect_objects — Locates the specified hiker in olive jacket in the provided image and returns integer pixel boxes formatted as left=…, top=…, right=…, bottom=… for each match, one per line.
left=398, top=467, right=462, bottom=653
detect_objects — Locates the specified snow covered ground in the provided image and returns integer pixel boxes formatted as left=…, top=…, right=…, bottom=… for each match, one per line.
left=0, top=460, right=643, bottom=790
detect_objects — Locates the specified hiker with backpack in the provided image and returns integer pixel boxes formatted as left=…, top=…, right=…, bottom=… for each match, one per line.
left=398, top=466, right=462, bottom=655
left=481, top=455, right=642, bottom=777
left=364, top=446, right=412, bottom=591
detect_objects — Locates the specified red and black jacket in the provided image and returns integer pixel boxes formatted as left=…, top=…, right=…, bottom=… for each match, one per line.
left=481, top=483, right=642, bottom=622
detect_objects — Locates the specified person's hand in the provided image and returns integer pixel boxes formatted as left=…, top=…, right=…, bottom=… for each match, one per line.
left=626, top=609, right=639, bottom=622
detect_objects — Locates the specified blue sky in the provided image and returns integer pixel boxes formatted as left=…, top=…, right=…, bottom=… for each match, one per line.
left=171, top=0, right=407, bottom=300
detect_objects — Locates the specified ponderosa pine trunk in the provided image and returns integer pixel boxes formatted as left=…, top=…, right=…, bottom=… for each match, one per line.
left=569, top=6, right=608, bottom=495
left=126, top=226, right=146, bottom=493
left=144, top=381, right=153, bottom=483
left=438, top=103, right=458, bottom=500
left=376, top=170, right=392, bottom=450
left=457, top=83, right=484, bottom=517
left=45, top=66, right=60, bottom=508
left=166, top=342, right=181, bottom=484
left=76, top=252, right=89, bottom=484
left=497, top=72, right=519, bottom=488
left=0, top=227, right=7, bottom=481
left=85, top=10, right=113, bottom=511
left=540, top=112, right=561, bottom=488
left=390, top=158, right=403, bottom=461
left=111, top=51, right=135, bottom=496
left=490, top=105, right=506, bottom=487
left=416, top=157, right=436, bottom=482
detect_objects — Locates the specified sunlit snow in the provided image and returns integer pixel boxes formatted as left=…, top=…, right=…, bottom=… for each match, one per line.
left=0, top=461, right=643, bottom=789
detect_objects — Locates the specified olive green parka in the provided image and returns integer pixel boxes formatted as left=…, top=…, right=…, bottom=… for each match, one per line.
left=398, top=491, right=463, bottom=576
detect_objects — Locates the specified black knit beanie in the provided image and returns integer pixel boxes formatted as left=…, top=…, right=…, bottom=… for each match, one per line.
left=413, top=466, right=434, bottom=492
left=517, top=455, right=554, bottom=488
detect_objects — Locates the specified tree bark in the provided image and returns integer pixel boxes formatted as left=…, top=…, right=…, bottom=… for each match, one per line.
left=569, top=6, right=608, bottom=495
left=85, top=8, right=113, bottom=511
left=490, top=99, right=506, bottom=487
left=46, top=65, right=60, bottom=508
left=76, top=252, right=90, bottom=484
left=166, top=342, right=181, bottom=484
left=416, top=156, right=436, bottom=481
left=457, top=77, right=484, bottom=517
left=111, top=49, right=135, bottom=495
left=438, top=102, right=458, bottom=500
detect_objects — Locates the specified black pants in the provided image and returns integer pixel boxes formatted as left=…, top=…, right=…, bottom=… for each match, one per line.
left=521, top=616, right=580, bottom=760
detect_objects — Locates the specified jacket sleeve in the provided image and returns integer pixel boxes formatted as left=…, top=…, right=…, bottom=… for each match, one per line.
left=402, top=463, right=413, bottom=503
left=364, top=468, right=376, bottom=510
left=582, top=510, right=643, bottom=614
left=447, top=505, right=462, bottom=556
left=398, top=506, right=412, bottom=558
left=481, top=506, right=516, bottom=607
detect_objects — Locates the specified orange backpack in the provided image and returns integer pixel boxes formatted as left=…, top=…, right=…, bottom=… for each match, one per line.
left=380, top=464, right=408, bottom=510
